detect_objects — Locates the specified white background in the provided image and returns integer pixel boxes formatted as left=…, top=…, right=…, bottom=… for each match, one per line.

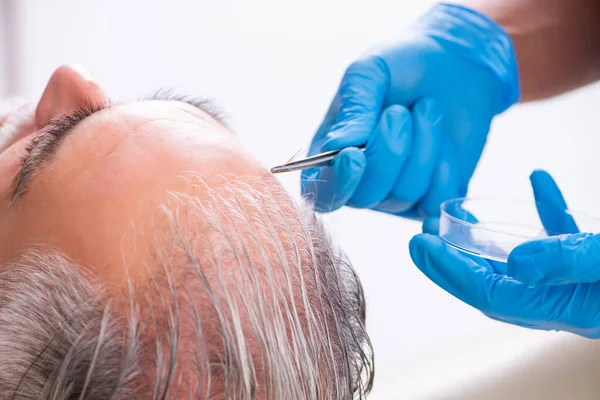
left=3, top=1, right=600, bottom=398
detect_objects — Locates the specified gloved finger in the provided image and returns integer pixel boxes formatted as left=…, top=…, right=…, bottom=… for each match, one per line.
left=300, top=147, right=366, bottom=212
left=422, top=217, right=440, bottom=235
left=483, top=281, right=600, bottom=338
left=409, top=234, right=533, bottom=319
left=414, top=140, right=461, bottom=217
left=321, top=56, right=390, bottom=152
left=409, top=234, right=600, bottom=331
left=508, top=232, right=600, bottom=286
left=349, top=105, right=412, bottom=208
left=376, top=98, right=442, bottom=213
left=530, top=169, right=579, bottom=235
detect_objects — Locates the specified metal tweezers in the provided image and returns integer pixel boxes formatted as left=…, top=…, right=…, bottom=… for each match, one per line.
left=270, top=145, right=366, bottom=174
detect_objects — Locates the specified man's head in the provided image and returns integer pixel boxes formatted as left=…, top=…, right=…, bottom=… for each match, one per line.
left=0, top=66, right=373, bottom=399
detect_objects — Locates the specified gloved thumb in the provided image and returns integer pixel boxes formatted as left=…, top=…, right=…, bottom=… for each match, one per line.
left=530, top=170, right=579, bottom=235
left=508, top=232, right=600, bottom=286
left=321, top=56, right=390, bottom=152
left=300, top=147, right=366, bottom=212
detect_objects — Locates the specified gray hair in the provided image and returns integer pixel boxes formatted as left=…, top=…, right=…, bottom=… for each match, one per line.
left=0, top=176, right=373, bottom=399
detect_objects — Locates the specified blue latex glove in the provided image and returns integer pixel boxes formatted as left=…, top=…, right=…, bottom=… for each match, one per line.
left=410, top=170, right=600, bottom=338
left=301, top=3, right=519, bottom=217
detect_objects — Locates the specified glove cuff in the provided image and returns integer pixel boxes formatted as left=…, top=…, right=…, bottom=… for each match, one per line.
left=415, top=3, right=520, bottom=113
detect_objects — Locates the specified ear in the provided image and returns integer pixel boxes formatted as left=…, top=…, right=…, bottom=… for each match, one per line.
left=35, top=65, right=108, bottom=127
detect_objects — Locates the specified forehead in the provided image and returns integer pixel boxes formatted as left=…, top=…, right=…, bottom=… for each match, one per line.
left=55, top=100, right=241, bottom=177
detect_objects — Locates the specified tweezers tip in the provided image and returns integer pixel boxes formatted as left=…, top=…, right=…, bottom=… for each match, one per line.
left=272, top=164, right=299, bottom=174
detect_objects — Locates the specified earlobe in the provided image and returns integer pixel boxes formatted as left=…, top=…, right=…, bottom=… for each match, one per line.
left=35, top=65, right=108, bottom=127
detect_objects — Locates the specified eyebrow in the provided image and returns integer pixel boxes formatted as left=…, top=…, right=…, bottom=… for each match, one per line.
left=10, top=91, right=226, bottom=205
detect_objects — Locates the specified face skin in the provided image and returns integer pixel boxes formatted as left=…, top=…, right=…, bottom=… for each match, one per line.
left=0, top=65, right=272, bottom=288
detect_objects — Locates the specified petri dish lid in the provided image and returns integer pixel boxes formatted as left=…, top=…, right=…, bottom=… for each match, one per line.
left=439, top=198, right=600, bottom=263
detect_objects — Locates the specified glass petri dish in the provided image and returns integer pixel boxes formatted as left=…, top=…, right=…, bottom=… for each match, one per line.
left=439, top=198, right=600, bottom=263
